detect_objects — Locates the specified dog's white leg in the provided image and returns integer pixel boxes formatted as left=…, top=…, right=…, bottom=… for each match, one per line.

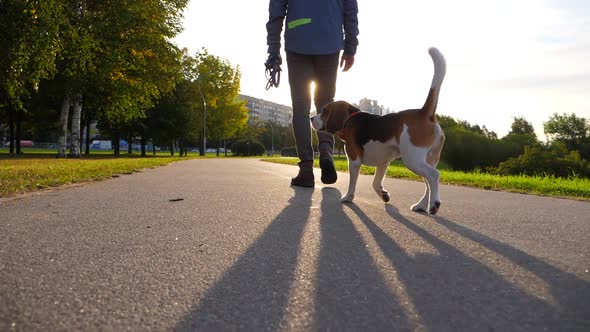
left=425, top=167, right=441, bottom=214
left=372, top=163, right=390, bottom=203
left=342, top=157, right=361, bottom=203
left=406, top=162, right=440, bottom=214
left=411, top=178, right=430, bottom=212
left=401, top=131, right=441, bottom=214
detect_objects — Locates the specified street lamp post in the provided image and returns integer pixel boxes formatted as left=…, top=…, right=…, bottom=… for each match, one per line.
left=268, top=122, right=274, bottom=156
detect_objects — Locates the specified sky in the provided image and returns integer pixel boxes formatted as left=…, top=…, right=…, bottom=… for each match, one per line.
left=173, top=0, right=590, bottom=139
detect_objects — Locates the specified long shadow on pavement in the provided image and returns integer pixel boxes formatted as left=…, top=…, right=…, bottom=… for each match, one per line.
left=346, top=204, right=590, bottom=331
left=433, top=214, right=590, bottom=330
left=174, top=187, right=314, bottom=331
left=312, top=188, right=409, bottom=331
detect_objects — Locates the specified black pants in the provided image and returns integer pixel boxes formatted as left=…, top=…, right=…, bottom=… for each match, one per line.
left=286, top=51, right=339, bottom=171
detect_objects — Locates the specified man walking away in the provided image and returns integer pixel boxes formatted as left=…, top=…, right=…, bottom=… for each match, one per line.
left=266, top=0, right=359, bottom=187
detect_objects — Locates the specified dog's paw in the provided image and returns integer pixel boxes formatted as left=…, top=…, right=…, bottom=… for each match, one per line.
left=380, top=190, right=390, bottom=203
left=340, top=194, right=355, bottom=203
left=428, top=201, right=441, bottom=215
left=411, top=203, right=428, bottom=213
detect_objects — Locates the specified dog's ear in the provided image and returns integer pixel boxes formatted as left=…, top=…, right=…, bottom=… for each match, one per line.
left=325, top=101, right=351, bottom=133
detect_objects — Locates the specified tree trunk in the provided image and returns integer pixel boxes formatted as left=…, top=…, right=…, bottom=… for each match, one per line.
left=152, top=143, right=156, bottom=156
left=199, top=134, right=205, bottom=156
left=113, top=133, right=120, bottom=155
left=127, top=134, right=133, bottom=154
left=170, top=141, right=174, bottom=156
left=80, top=112, right=85, bottom=153
left=85, top=118, right=91, bottom=155
left=70, top=94, right=82, bottom=158
left=141, top=135, right=146, bottom=157
left=57, top=95, right=70, bottom=158
left=79, top=117, right=84, bottom=154
left=8, top=108, right=14, bottom=154
left=115, top=136, right=120, bottom=155
left=15, top=111, right=21, bottom=154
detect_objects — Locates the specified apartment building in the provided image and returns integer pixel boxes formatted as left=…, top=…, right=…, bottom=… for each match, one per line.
left=240, top=94, right=292, bottom=127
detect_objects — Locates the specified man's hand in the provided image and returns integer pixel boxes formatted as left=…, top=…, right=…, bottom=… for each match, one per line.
left=265, top=53, right=282, bottom=68
left=265, top=53, right=282, bottom=90
left=340, top=54, right=355, bottom=72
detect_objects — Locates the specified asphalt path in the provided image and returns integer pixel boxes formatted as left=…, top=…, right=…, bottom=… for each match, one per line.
left=1, top=158, right=589, bottom=331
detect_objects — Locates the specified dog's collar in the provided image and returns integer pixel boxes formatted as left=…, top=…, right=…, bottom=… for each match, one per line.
left=344, top=110, right=361, bottom=126
left=337, top=111, right=361, bottom=141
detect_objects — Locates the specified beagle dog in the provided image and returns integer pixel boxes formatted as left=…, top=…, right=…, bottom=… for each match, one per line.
left=311, top=48, right=446, bottom=214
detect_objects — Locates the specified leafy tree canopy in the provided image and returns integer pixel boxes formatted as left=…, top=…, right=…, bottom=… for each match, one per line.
left=0, top=0, right=64, bottom=109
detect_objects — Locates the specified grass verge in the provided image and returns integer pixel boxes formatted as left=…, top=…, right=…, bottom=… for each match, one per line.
left=0, top=154, right=198, bottom=198
left=261, top=157, right=590, bottom=201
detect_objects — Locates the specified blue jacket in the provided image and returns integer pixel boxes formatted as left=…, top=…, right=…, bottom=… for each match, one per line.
left=266, top=0, right=359, bottom=55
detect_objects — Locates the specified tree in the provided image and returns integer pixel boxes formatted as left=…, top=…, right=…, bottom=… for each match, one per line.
left=48, top=0, right=187, bottom=157
left=236, top=118, right=266, bottom=143
left=481, top=125, right=497, bottom=139
left=210, top=98, right=249, bottom=155
left=438, top=115, right=516, bottom=171
left=46, top=0, right=100, bottom=157
left=141, top=50, right=249, bottom=157
left=544, top=113, right=589, bottom=154
left=0, top=0, right=64, bottom=153
left=493, top=143, right=590, bottom=178
left=108, top=0, right=185, bottom=154
left=194, top=50, right=249, bottom=155
left=92, top=0, right=186, bottom=122
left=146, top=78, right=199, bottom=156
left=509, top=116, right=536, bottom=136
left=502, top=116, right=539, bottom=157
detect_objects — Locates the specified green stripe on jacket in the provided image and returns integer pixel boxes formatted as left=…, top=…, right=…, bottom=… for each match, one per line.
left=287, top=18, right=312, bottom=29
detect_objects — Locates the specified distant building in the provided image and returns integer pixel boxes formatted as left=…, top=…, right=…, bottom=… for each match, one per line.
left=358, top=98, right=390, bottom=116
left=240, top=94, right=292, bottom=127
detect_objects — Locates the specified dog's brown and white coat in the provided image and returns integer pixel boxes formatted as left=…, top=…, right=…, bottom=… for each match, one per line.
left=312, top=48, right=446, bottom=214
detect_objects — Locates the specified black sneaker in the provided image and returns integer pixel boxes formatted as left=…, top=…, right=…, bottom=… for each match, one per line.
left=320, top=157, right=337, bottom=184
left=291, top=170, right=315, bottom=187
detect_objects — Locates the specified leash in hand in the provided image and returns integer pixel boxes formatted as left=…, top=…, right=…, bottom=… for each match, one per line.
left=265, top=53, right=282, bottom=90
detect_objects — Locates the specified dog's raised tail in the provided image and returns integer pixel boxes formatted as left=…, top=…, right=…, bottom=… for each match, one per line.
left=422, top=47, right=446, bottom=119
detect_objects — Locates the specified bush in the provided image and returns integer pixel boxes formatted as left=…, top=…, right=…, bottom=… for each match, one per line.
left=281, top=147, right=297, bottom=157
left=491, top=143, right=590, bottom=178
left=231, top=140, right=265, bottom=156
left=442, top=127, right=500, bottom=171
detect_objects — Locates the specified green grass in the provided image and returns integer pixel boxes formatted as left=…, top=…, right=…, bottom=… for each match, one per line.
left=2, top=150, right=588, bottom=200
left=261, top=157, right=590, bottom=200
left=0, top=153, right=200, bottom=198
left=0, top=149, right=280, bottom=198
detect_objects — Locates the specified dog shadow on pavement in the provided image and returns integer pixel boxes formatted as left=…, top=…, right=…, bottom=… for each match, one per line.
left=174, top=186, right=315, bottom=331
left=175, top=187, right=412, bottom=331
left=174, top=185, right=589, bottom=331
left=431, top=213, right=590, bottom=329
left=345, top=203, right=590, bottom=330
left=311, top=187, right=410, bottom=331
